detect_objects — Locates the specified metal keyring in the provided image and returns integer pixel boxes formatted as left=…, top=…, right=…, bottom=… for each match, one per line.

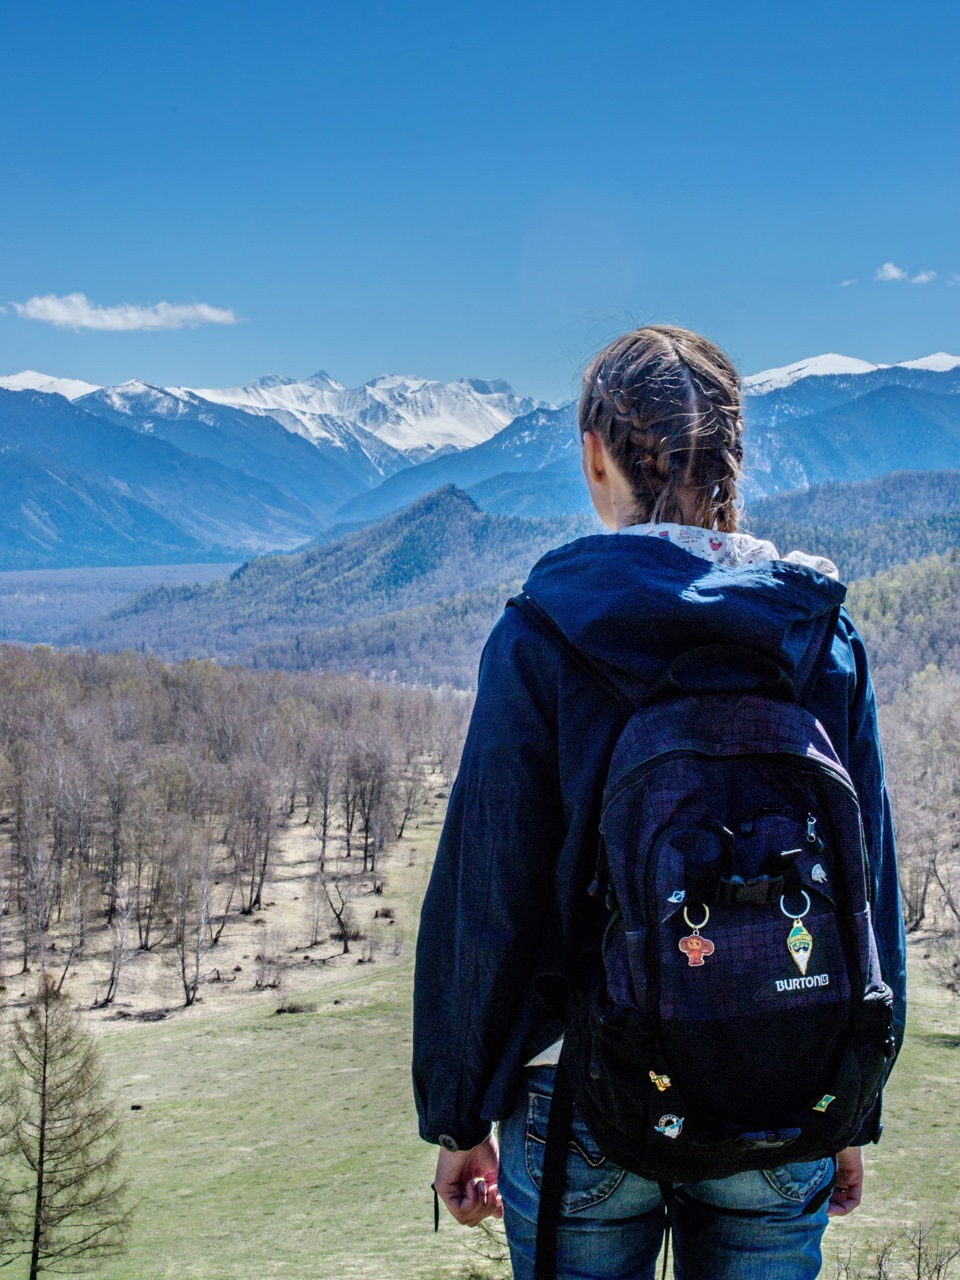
left=779, top=889, right=811, bottom=921
left=682, top=904, right=710, bottom=931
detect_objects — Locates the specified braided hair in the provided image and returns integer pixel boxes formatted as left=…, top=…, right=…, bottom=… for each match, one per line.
left=578, top=325, right=744, bottom=532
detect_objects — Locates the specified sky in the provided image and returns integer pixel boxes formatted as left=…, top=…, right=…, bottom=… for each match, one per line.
left=1, top=0, right=957, bottom=403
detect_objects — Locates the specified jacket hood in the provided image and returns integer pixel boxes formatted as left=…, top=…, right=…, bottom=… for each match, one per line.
left=520, top=534, right=848, bottom=691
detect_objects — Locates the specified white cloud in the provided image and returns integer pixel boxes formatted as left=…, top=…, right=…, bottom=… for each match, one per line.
left=839, top=278, right=857, bottom=287
left=949, top=274, right=960, bottom=287
left=910, top=270, right=937, bottom=284
left=10, top=292, right=239, bottom=331
left=875, top=262, right=908, bottom=282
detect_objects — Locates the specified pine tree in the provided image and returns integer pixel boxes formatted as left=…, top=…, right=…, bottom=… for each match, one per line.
left=0, top=976, right=131, bottom=1278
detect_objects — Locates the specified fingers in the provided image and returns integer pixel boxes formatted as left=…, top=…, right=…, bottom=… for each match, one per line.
left=827, top=1184, right=863, bottom=1216
left=828, top=1147, right=864, bottom=1217
left=436, top=1174, right=503, bottom=1227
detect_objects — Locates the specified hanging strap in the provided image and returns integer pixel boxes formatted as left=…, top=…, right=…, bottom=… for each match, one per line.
left=657, top=1182, right=675, bottom=1280
left=533, top=1058, right=575, bottom=1280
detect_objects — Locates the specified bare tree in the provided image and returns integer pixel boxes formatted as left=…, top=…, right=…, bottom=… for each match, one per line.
left=0, top=976, right=131, bottom=1279
left=95, top=887, right=135, bottom=1008
left=306, top=731, right=339, bottom=870
left=170, top=832, right=212, bottom=1008
left=318, top=862, right=361, bottom=956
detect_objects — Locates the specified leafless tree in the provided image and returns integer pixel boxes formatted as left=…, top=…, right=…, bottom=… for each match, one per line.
left=170, top=832, right=212, bottom=1008
left=95, top=887, right=135, bottom=1008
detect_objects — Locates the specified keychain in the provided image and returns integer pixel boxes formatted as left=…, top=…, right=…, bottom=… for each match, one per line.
left=678, top=905, right=715, bottom=967
left=780, top=890, right=813, bottom=974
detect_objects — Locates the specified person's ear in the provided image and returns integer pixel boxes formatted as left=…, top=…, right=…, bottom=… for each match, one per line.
left=581, top=430, right=607, bottom=485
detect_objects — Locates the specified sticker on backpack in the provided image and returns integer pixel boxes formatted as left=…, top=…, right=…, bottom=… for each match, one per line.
left=655, top=1115, right=684, bottom=1139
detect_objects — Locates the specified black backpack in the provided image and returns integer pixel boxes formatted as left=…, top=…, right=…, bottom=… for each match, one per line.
left=530, top=627, right=897, bottom=1278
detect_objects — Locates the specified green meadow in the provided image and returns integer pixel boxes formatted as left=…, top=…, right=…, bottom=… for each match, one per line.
left=85, top=806, right=958, bottom=1280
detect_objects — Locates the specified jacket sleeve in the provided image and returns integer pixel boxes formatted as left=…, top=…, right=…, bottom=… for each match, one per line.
left=412, top=604, right=565, bottom=1148
left=839, top=610, right=907, bottom=1143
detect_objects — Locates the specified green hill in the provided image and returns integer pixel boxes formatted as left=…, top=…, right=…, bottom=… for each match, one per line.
left=72, top=487, right=598, bottom=662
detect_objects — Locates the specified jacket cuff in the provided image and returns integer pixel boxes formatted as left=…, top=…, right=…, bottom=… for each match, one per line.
left=420, top=1119, right=494, bottom=1151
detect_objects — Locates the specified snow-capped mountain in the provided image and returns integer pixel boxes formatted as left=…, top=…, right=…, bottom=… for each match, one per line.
left=188, top=372, right=549, bottom=461
left=744, top=352, right=960, bottom=395
left=78, top=379, right=407, bottom=492
left=0, top=369, right=101, bottom=400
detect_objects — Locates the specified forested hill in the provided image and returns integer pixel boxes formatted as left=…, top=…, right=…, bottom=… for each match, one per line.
left=748, top=470, right=960, bottom=580
left=71, top=486, right=598, bottom=663
left=845, top=551, right=960, bottom=704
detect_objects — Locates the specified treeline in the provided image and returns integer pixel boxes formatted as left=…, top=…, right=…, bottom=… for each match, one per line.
left=746, top=514, right=960, bottom=584
left=0, top=647, right=470, bottom=1005
left=250, top=580, right=520, bottom=690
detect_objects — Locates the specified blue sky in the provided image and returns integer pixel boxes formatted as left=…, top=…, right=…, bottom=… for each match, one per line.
left=1, top=0, right=957, bottom=401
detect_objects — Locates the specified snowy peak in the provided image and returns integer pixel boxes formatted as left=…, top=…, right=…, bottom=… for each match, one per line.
left=305, top=370, right=345, bottom=390
left=743, top=355, right=880, bottom=394
left=188, top=371, right=549, bottom=459
left=895, top=352, right=960, bottom=372
left=0, top=370, right=101, bottom=400
left=745, top=352, right=960, bottom=395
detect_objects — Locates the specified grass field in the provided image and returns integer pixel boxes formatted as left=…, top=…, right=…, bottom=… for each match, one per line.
left=66, top=805, right=960, bottom=1279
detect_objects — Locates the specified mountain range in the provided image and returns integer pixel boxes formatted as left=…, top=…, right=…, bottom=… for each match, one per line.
left=64, top=467, right=960, bottom=688
left=1, top=352, right=959, bottom=568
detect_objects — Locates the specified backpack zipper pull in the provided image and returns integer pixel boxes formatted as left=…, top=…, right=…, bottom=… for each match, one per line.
left=806, top=814, right=817, bottom=844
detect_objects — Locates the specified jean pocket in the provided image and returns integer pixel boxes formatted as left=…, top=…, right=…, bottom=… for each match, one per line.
left=524, top=1090, right=626, bottom=1214
left=762, top=1158, right=832, bottom=1203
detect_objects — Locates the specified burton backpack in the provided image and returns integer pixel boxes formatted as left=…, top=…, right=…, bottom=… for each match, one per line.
left=527, top=624, right=897, bottom=1278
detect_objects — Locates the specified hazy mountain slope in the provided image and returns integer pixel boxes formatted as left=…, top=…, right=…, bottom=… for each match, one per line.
left=743, top=387, right=960, bottom=495
left=336, top=404, right=579, bottom=521
left=0, top=388, right=322, bottom=558
left=748, top=469, right=960, bottom=529
left=455, top=386, right=960, bottom=518
left=0, top=451, right=215, bottom=570
left=467, top=457, right=592, bottom=517
left=71, top=486, right=595, bottom=659
left=77, top=381, right=371, bottom=513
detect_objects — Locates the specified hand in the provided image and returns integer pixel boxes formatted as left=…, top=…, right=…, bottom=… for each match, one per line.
left=434, top=1133, right=503, bottom=1227
left=828, top=1146, right=864, bottom=1216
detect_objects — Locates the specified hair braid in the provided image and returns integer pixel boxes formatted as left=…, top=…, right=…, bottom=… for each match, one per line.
left=578, top=325, right=744, bottom=531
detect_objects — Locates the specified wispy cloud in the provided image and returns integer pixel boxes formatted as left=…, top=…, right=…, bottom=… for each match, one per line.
left=839, top=278, right=857, bottom=287
left=875, top=262, right=908, bottom=282
left=10, top=292, right=240, bottom=331
left=910, top=270, right=937, bottom=284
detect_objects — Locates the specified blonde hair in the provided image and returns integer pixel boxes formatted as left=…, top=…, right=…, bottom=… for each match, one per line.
left=578, top=324, right=744, bottom=531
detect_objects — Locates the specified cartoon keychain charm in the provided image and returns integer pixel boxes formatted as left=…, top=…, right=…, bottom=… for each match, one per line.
left=781, top=890, right=813, bottom=974
left=679, top=905, right=715, bottom=967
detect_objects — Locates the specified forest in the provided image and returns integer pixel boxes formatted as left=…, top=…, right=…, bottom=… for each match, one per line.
left=0, top=647, right=469, bottom=1007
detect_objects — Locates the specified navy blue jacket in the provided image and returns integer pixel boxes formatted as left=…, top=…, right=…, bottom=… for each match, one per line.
left=413, top=534, right=906, bottom=1150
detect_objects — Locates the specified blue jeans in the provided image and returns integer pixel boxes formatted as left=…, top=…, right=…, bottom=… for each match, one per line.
left=498, top=1067, right=833, bottom=1280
